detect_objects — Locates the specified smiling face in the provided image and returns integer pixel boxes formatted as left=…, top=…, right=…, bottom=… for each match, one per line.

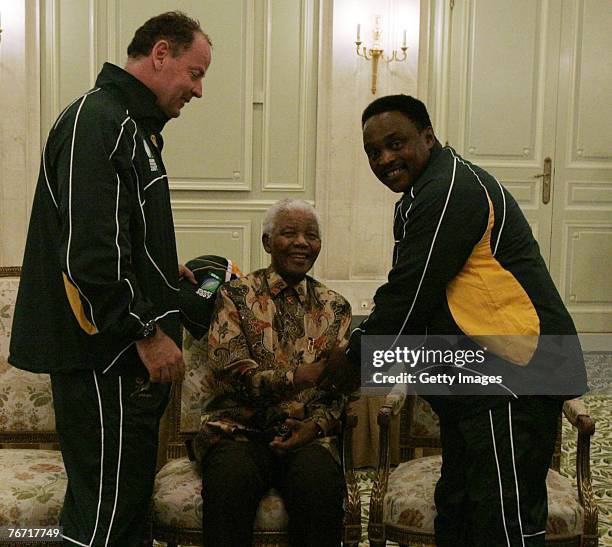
left=263, top=209, right=321, bottom=286
left=363, top=111, right=435, bottom=193
left=152, top=32, right=212, bottom=118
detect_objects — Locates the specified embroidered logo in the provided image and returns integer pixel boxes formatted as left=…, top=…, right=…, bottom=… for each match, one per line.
left=130, top=377, right=153, bottom=399
left=143, top=138, right=159, bottom=172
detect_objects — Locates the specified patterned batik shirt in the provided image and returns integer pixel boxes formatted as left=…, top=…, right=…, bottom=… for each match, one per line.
left=195, top=266, right=352, bottom=462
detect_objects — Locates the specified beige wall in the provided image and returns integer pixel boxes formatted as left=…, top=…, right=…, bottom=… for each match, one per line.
left=1, top=0, right=610, bottom=332
left=0, top=0, right=39, bottom=266
left=0, top=0, right=419, bottom=304
left=314, top=0, right=420, bottom=311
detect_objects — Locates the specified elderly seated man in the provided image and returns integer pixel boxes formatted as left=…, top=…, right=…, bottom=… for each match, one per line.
left=192, top=198, right=352, bottom=547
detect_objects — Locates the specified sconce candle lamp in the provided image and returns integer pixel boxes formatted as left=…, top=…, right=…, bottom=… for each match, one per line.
left=355, top=15, right=408, bottom=94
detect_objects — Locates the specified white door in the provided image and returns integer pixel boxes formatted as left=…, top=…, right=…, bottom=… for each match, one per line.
left=443, top=0, right=561, bottom=262
left=431, top=0, right=611, bottom=332
left=548, top=0, right=612, bottom=332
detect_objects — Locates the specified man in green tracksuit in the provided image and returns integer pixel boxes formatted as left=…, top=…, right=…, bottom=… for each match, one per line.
left=9, top=12, right=211, bottom=547
left=321, top=95, right=587, bottom=546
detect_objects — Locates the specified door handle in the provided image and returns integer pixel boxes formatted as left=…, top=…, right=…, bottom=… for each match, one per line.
left=533, top=157, right=552, bottom=204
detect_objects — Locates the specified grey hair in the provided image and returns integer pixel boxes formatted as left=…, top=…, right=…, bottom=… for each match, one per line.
left=262, top=198, right=322, bottom=237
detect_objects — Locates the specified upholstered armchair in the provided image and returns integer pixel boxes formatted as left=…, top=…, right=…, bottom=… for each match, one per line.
left=368, top=385, right=598, bottom=547
left=0, top=267, right=67, bottom=547
left=151, top=332, right=362, bottom=546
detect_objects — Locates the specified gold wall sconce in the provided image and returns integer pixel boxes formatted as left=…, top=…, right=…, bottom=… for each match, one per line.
left=355, top=15, right=408, bottom=94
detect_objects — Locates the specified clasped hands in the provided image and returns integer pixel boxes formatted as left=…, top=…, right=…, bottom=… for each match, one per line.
left=293, top=346, right=360, bottom=394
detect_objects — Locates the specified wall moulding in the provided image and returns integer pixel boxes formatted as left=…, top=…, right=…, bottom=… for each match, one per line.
left=261, top=0, right=318, bottom=192
left=174, top=219, right=252, bottom=271
left=170, top=199, right=311, bottom=213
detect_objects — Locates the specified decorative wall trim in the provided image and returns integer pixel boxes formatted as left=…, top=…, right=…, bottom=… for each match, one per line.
left=174, top=219, right=252, bottom=271
left=497, top=181, right=537, bottom=208
left=26, top=0, right=42, bottom=230
left=461, top=0, right=546, bottom=161
left=565, top=0, right=612, bottom=166
left=0, top=267, right=22, bottom=277
left=261, top=0, right=315, bottom=191
left=171, top=199, right=314, bottom=212
left=169, top=178, right=251, bottom=192
left=170, top=0, right=255, bottom=191
left=41, top=0, right=60, bottom=138
left=562, top=223, right=612, bottom=307
left=567, top=181, right=612, bottom=210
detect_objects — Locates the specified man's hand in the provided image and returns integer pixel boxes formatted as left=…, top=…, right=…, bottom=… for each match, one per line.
left=179, top=263, right=197, bottom=284
left=293, top=361, right=326, bottom=390
left=269, top=419, right=319, bottom=455
left=136, top=328, right=185, bottom=383
left=317, top=346, right=360, bottom=394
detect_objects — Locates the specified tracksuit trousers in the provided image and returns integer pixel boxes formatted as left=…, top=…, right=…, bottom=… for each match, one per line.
left=434, top=396, right=563, bottom=547
left=51, top=364, right=170, bottom=547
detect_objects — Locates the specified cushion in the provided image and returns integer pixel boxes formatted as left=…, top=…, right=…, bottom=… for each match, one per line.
left=409, top=397, right=440, bottom=439
left=0, top=276, right=20, bottom=359
left=0, top=358, right=56, bottom=433
left=0, top=449, right=66, bottom=527
left=384, top=455, right=584, bottom=539
left=180, top=333, right=213, bottom=433
left=153, top=457, right=289, bottom=531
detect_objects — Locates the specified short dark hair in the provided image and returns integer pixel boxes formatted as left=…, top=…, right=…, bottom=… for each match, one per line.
left=127, top=11, right=211, bottom=59
left=362, top=94, right=432, bottom=131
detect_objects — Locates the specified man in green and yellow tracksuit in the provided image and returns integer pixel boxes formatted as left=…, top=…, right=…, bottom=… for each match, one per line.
left=322, top=94, right=588, bottom=547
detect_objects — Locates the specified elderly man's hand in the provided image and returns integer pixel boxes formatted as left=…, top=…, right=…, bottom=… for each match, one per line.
left=317, top=346, right=360, bottom=394
left=293, top=361, right=326, bottom=390
left=269, top=419, right=319, bottom=455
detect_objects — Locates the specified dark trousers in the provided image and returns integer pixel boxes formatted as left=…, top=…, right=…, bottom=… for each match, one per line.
left=434, top=397, right=562, bottom=547
left=51, top=364, right=169, bottom=547
left=201, top=439, right=345, bottom=547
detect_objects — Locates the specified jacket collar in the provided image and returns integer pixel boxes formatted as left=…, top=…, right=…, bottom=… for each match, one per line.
left=95, top=63, right=169, bottom=136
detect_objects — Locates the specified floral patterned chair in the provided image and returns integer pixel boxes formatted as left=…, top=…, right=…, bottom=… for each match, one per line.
left=151, top=332, right=362, bottom=546
left=0, top=267, right=67, bottom=546
left=368, top=385, right=599, bottom=547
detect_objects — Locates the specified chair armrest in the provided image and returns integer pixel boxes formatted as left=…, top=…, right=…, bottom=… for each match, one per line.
left=569, top=400, right=599, bottom=541
left=562, top=398, right=595, bottom=435
left=368, top=396, right=400, bottom=544
left=383, top=382, right=409, bottom=417
left=340, top=411, right=362, bottom=544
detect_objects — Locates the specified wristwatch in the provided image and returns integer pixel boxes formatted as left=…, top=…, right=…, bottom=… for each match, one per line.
left=135, top=319, right=157, bottom=340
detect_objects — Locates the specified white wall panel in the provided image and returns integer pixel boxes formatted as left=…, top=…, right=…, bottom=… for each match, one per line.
left=463, top=0, right=543, bottom=161
left=174, top=219, right=252, bottom=271
left=315, top=0, right=420, bottom=296
left=570, top=0, right=612, bottom=162
left=0, top=0, right=40, bottom=266
left=565, top=225, right=612, bottom=305
left=172, top=199, right=282, bottom=272
left=567, top=182, right=612, bottom=210
left=501, top=181, right=537, bottom=209
left=118, top=0, right=254, bottom=191
left=262, top=0, right=317, bottom=191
